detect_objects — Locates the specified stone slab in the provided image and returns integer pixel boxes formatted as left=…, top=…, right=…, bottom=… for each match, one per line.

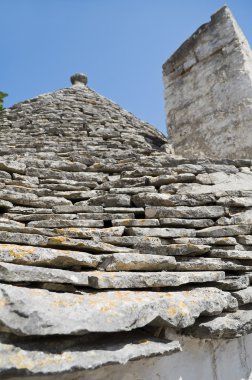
left=185, top=309, right=252, bottom=339
left=145, top=206, right=224, bottom=219
left=0, top=244, right=102, bottom=268
left=0, top=284, right=237, bottom=335
left=88, top=270, right=225, bottom=289
left=126, top=227, right=196, bottom=238
left=0, top=331, right=181, bottom=377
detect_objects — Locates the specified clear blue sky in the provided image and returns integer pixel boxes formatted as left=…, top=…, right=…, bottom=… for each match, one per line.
left=2, top=0, right=252, bottom=134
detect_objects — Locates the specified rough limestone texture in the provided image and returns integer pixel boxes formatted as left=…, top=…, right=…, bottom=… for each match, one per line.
left=0, top=20, right=252, bottom=377
left=163, top=6, right=252, bottom=158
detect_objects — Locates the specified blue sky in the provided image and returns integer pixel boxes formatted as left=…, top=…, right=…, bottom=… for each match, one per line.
left=2, top=0, right=252, bottom=134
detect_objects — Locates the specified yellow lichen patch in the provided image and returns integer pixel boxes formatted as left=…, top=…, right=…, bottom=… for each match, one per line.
left=0, top=298, right=6, bottom=307
left=48, top=236, right=69, bottom=244
left=4, top=245, right=36, bottom=259
left=167, top=306, right=177, bottom=316
left=100, top=303, right=116, bottom=313
left=36, top=352, right=74, bottom=367
left=138, top=219, right=147, bottom=224
left=178, top=301, right=188, bottom=317
left=9, top=351, right=34, bottom=370
left=52, top=299, right=73, bottom=308
left=137, top=339, right=150, bottom=345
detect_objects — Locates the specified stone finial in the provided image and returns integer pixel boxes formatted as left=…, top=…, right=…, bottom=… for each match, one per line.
left=70, top=73, right=88, bottom=86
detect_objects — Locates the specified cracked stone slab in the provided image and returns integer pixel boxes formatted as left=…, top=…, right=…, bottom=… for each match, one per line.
left=173, top=236, right=237, bottom=246
left=0, top=244, right=102, bottom=268
left=0, top=231, right=48, bottom=246
left=0, top=262, right=89, bottom=286
left=27, top=219, right=104, bottom=228
left=112, top=219, right=160, bottom=227
left=196, top=225, right=252, bottom=237
left=209, top=249, right=252, bottom=260
left=215, top=275, right=250, bottom=291
left=88, top=270, right=225, bottom=289
left=145, top=206, right=224, bottom=219
left=159, top=218, right=214, bottom=228
left=132, top=193, right=216, bottom=207
left=175, top=257, right=251, bottom=271
left=231, top=287, right=252, bottom=306
left=217, top=196, right=252, bottom=208
left=137, top=243, right=210, bottom=256
left=98, top=252, right=176, bottom=271
left=0, top=263, right=225, bottom=289
left=0, top=284, right=237, bottom=336
left=217, top=210, right=252, bottom=225
left=126, top=227, right=196, bottom=238
left=53, top=205, right=103, bottom=213
left=51, top=226, right=125, bottom=239
left=0, top=160, right=26, bottom=174
left=184, top=309, right=252, bottom=339
left=47, top=236, right=136, bottom=253
left=237, top=235, right=252, bottom=245
left=0, top=331, right=181, bottom=377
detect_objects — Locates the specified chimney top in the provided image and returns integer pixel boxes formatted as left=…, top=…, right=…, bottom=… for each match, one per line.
left=70, top=73, right=88, bottom=86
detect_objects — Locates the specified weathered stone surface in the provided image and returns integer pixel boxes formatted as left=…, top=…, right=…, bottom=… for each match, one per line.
left=215, top=275, right=250, bottom=291
left=99, top=252, right=176, bottom=271
left=0, top=262, right=89, bottom=285
left=101, top=236, right=162, bottom=247
left=112, top=219, right=160, bottom=227
left=0, top=284, right=237, bottom=335
left=132, top=193, right=175, bottom=207
left=160, top=218, right=214, bottom=228
left=238, top=235, right=252, bottom=245
left=163, top=6, right=252, bottom=159
left=173, top=236, right=237, bottom=246
left=77, top=212, right=135, bottom=220
left=145, top=206, right=224, bottom=219
left=176, top=173, right=252, bottom=196
left=176, top=257, right=250, bottom=271
left=27, top=219, right=104, bottom=228
left=6, top=212, right=77, bottom=222
left=0, top=331, right=181, bottom=377
left=110, top=186, right=157, bottom=194
left=88, top=194, right=131, bottom=207
left=54, top=190, right=104, bottom=200
left=126, top=227, right=195, bottom=238
left=52, top=226, right=125, bottom=239
left=104, top=207, right=144, bottom=214
left=149, top=173, right=195, bottom=186
left=196, top=225, right=251, bottom=237
left=209, top=249, right=252, bottom=260
left=0, top=31, right=252, bottom=374
left=88, top=271, right=225, bottom=289
left=53, top=205, right=103, bottom=213
left=217, top=196, right=252, bottom=208
left=232, top=287, right=252, bottom=306
left=47, top=236, right=135, bottom=253
left=0, top=244, right=102, bottom=268
left=0, top=200, right=13, bottom=210
left=218, top=210, right=252, bottom=225
left=0, top=231, right=48, bottom=246
left=0, top=160, right=26, bottom=174
left=137, top=243, right=210, bottom=256
left=185, top=309, right=252, bottom=338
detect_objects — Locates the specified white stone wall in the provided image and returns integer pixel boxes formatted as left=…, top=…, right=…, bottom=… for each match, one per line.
left=163, top=6, right=252, bottom=159
left=81, top=333, right=252, bottom=380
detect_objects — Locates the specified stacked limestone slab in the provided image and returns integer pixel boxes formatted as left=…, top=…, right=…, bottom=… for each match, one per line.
left=0, top=81, right=251, bottom=378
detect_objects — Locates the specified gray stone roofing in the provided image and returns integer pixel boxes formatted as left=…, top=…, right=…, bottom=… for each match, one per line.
left=0, top=79, right=251, bottom=378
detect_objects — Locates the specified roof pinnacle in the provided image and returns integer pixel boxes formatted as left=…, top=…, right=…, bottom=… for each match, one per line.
left=70, top=73, right=88, bottom=86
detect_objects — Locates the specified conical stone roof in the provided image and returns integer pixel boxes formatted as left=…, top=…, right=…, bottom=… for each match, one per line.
left=0, top=77, right=252, bottom=378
